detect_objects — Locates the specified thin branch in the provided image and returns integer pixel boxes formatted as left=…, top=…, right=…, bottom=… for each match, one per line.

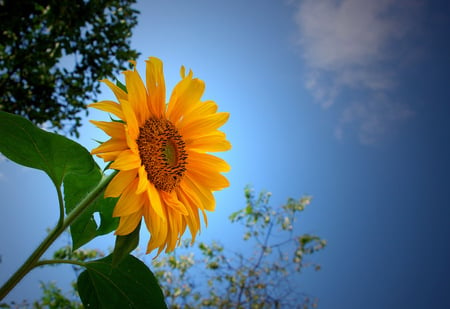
left=253, top=220, right=274, bottom=271
left=34, top=259, right=86, bottom=269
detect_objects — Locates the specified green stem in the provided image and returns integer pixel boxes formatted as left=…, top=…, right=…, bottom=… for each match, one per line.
left=56, top=186, right=65, bottom=229
left=34, top=259, right=86, bottom=268
left=0, top=171, right=117, bottom=301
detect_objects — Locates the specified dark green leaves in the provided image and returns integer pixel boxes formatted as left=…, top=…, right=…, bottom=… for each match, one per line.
left=78, top=254, right=167, bottom=309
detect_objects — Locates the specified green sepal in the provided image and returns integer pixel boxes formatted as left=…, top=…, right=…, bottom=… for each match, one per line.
left=115, top=79, right=127, bottom=93
left=77, top=254, right=167, bottom=309
left=112, top=221, right=141, bottom=267
left=109, top=114, right=125, bottom=124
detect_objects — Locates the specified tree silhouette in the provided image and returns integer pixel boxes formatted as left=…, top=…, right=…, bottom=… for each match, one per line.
left=0, top=0, right=140, bottom=137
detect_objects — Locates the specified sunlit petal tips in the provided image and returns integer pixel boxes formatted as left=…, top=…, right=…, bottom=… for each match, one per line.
left=90, top=57, right=231, bottom=255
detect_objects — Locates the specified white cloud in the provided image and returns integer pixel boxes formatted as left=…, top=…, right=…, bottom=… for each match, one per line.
left=294, top=0, right=423, bottom=144
left=335, top=97, right=414, bottom=145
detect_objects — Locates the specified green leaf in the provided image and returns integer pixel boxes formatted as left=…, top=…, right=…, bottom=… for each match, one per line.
left=112, top=221, right=141, bottom=267
left=78, top=254, right=167, bottom=309
left=0, top=112, right=118, bottom=249
left=228, top=211, right=239, bottom=222
left=64, top=170, right=119, bottom=250
left=0, top=111, right=95, bottom=188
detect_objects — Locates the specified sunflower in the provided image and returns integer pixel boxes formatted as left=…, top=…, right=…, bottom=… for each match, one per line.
left=90, top=57, right=231, bottom=255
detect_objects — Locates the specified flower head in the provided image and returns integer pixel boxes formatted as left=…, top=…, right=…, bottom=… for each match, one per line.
left=90, top=57, right=231, bottom=255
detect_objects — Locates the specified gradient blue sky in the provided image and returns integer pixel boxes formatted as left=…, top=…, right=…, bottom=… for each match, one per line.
left=1, top=0, right=450, bottom=308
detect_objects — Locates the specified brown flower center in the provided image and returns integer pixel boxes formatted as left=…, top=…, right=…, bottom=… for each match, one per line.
left=136, top=118, right=187, bottom=192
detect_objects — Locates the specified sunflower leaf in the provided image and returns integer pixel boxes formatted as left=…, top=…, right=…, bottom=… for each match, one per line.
left=0, top=111, right=95, bottom=188
left=77, top=254, right=167, bottom=309
left=112, top=221, right=141, bottom=267
left=0, top=112, right=118, bottom=249
left=64, top=170, right=119, bottom=250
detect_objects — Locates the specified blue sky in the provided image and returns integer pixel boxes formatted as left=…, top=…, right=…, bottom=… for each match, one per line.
left=1, top=0, right=450, bottom=308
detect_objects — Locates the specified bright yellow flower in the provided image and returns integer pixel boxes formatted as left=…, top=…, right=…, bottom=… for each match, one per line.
left=90, top=57, right=231, bottom=255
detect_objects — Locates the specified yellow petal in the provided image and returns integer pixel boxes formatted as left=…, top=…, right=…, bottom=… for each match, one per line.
left=145, top=57, right=166, bottom=117
left=180, top=65, right=186, bottom=78
left=146, top=216, right=168, bottom=254
left=89, top=100, right=125, bottom=121
left=136, top=165, right=149, bottom=194
left=90, top=120, right=126, bottom=139
left=167, top=75, right=205, bottom=124
left=96, top=150, right=123, bottom=162
left=181, top=176, right=215, bottom=211
left=181, top=112, right=229, bottom=139
left=143, top=200, right=160, bottom=233
left=147, top=182, right=165, bottom=219
left=194, top=100, right=218, bottom=115
left=176, top=189, right=201, bottom=242
left=181, top=190, right=208, bottom=227
left=178, top=100, right=218, bottom=128
left=110, top=150, right=141, bottom=170
left=188, top=151, right=231, bottom=173
left=143, top=200, right=161, bottom=240
left=179, top=184, right=208, bottom=227
left=179, top=219, right=187, bottom=245
left=125, top=125, right=139, bottom=154
left=160, top=191, right=188, bottom=216
left=200, top=208, right=208, bottom=227
left=113, top=178, right=144, bottom=217
left=186, top=169, right=229, bottom=191
left=101, top=79, right=128, bottom=102
left=115, top=210, right=143, bottom=235
left=179, top=180, right=202, bottom=211
left=123, top=68, right=149, bottom=124
left=165, top=207, right=182, bottom=252
left=91, top=139, right=128, bottom=155
left=188, top=138, right=231, bottom=153
left=186, top=131, right=231, bottom=153
left=119, top=99, right=140, bottom=139
left=105, top=169, right=137, bottom=198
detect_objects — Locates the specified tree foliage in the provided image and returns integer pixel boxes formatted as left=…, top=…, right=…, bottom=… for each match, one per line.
left=0, top=0, right=140, bottom=137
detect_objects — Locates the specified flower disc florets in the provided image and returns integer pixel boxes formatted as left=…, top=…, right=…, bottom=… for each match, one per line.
left=137, top=118, right=187, bottom=192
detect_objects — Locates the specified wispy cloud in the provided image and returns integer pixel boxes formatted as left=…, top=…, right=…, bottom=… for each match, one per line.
left=334, top=96, right=414, bottom=144
left=294, top=0, right=423, bottom=144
